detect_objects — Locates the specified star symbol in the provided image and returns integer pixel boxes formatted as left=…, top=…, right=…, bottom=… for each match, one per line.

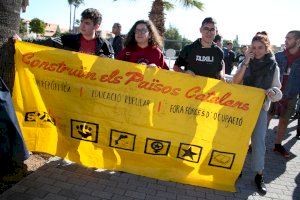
left=182, top=147, right=197, bottom=160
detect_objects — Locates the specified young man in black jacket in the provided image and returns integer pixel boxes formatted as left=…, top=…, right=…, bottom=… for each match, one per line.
left=53, top=8, right=113, bottom=57
left=19, top=8, right=114, bottom=58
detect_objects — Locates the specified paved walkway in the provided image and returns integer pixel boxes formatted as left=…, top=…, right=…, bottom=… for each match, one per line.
left=1, top=118, right=299, bottom=200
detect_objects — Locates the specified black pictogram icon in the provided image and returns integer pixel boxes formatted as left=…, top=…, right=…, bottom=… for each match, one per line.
left=151, top=141, right=163, bottom=153
left=208, top=150, right=236, bottom=169
left=71, top=119, right=99, bottom=143
left=76, top=124, right=92, bottom=138
left=115, top=134, right=128, bottom=145
left=109, top=129, right=136, bottom=151
left=177, top=143, right=202, bottom=163
left=182, top=147, right=197, bottom=160
left=144, top=138, right=170, bottom=155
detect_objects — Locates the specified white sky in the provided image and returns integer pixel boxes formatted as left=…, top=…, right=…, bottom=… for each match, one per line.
left=21, top=0, right=300, bottom=46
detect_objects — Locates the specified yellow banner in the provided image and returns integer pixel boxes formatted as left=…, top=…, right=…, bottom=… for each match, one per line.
left=13, top=41, right=265, bottom=192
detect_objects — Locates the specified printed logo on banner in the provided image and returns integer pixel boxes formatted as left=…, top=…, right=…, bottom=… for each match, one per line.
left=71, top=119, right=99, bottom=143
left=177, top=143, right=202, bottom=163
left=25, top=111, right=55, bottom=125
left=109, top=129, right=136, bottom=151
left=208, top=150, right=236, bottom=169
left=144, top=138, right=171, bottom=155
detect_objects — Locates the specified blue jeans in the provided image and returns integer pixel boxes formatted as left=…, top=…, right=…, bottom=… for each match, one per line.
left=251, top=109, right=267, bottom=173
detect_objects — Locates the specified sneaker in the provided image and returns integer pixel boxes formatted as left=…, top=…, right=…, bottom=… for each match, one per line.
left=254, top=174, right=267, bottom=195
left=273, top=144, right=290, bottom=158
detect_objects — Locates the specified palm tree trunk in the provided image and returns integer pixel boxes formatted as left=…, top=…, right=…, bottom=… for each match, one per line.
left=72, top=6, right=77, bottom=33
left=149, top=0, right=165, bottom=36
left=69, top=4, right=72, bottom=32
left=0, top=0, right=22, bottom=93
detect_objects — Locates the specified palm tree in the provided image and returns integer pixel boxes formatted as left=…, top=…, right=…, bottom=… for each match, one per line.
left=72, top=0, right=84, bottom=32
left=68, top=0, right=75, bottom=32
left=0, top=0, right=26, bottom=92
left=149, top=0, right=203, bottom=36
left=114, top=0, right=203, bottom=36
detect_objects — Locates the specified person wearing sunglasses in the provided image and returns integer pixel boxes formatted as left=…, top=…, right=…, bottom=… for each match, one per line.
left=116, top=20, right=169, bottom=70
left=173, top=17, right=224, bottom=79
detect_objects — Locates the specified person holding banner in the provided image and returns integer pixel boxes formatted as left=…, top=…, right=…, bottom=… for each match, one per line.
left=116, top=20, right=169, bottom=70
left=15, top=8, right=114, bottom=58
left=233, top=32, right=282, bottom=194
left=173, top=17, right=224, bottom=79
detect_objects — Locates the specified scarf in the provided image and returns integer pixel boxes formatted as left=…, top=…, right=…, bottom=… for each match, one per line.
left=284, top=49, right=300, bottom=67
left=243, top=53, right=276, bottom=90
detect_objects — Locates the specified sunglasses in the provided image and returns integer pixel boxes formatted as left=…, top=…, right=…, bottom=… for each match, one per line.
left=202, top=27, right=216, bottom=34
left=135, top=28, right=149, bottom=34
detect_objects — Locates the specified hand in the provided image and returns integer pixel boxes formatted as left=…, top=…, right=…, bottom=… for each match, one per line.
left=244, top=48, right=254, bottom=65
left=185, top=70, right=195, bottom=76
left=266, top=88, right=276, bottom=98
left=99, top=54, right=108, bottom=58
left=139, top=62, right=147, bottom=66
left=147, top=63, right=157, bottom=68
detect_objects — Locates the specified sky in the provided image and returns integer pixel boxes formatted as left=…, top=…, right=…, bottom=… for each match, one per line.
left=21, top=0, right=299, bottom=47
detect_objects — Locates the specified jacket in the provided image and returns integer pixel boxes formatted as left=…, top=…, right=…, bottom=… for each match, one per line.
left=275, top=51, right=300, bottom=99
left=31, top=33, right=114, bottom=58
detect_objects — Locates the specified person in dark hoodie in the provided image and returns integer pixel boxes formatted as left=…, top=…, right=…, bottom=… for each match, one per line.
left=233, top=32, right=282, bottom=195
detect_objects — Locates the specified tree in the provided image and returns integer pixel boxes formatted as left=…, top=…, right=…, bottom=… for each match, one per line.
left=74, top=19, right=80, bottom=27
left=233, top=35, right=240, bottom=48
left=164, top=26, right=182, bottom=50
left=29, top=18, right=46, bottom=35
left=114, top=0, right=203, bottom=36
left=72, top=0, right=84, bottom=32
left=0, top=0, right=26, bottom=92
left=19, top=19, right=27, bottom=37
left=164, top=26, right=191, bottom=54
left=148, top=0, right=203, bottom=36
left=53, top=25, right=62, bottom=37
left=68, top=0, right=75, bottom=32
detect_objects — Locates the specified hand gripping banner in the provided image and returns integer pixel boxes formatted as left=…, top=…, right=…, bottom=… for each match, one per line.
left=13, top=41, right=265, bottom=191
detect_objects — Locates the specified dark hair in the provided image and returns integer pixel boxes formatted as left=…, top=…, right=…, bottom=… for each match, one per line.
left=288, top=30, right=300, bottom=40
left=113, top=23, right=121, bottom=28
left=213, top=34, right=222, bottom=43
left=252, top=31, right=272, bottom=53
left=124, top=20, right=163, bottom=49
left=201, top=17, right=217, bottom=27
left=81, top=8, right=102, bottom=25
